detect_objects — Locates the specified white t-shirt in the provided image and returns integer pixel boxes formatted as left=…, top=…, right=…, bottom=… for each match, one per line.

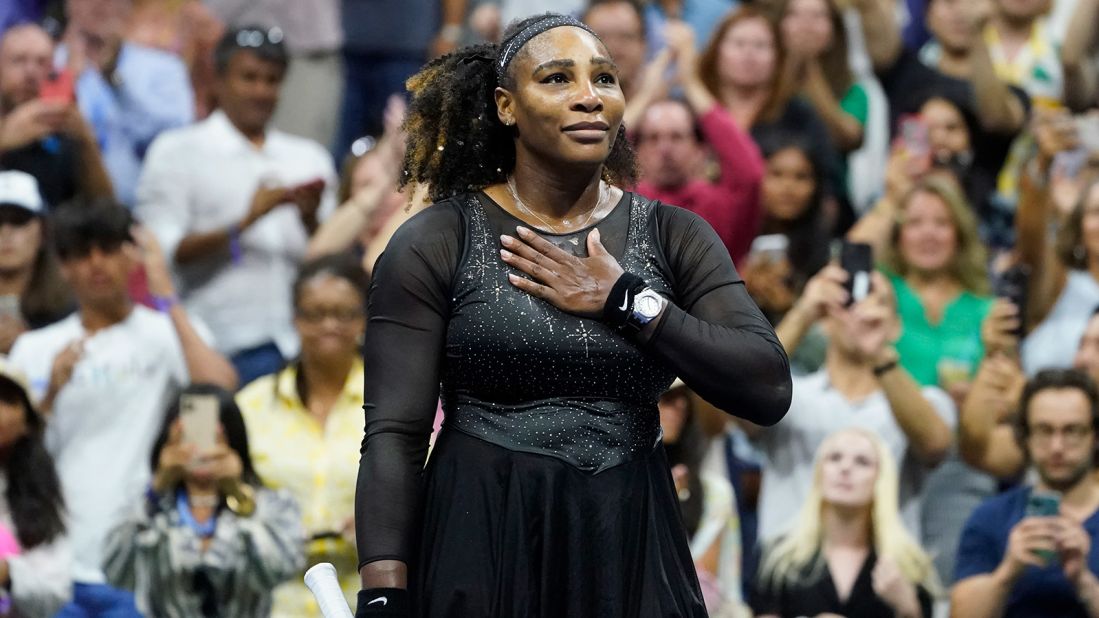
left=136, top=110, right=337, bottom=358
left=754, top=370, right=956, bottom=542
left=8, top=307, right=192, bottom=583
left=1022, top=270, right=1099, bottom=376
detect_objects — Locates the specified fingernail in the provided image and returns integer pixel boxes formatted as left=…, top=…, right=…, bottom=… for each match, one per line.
left=516, top=226, right=529, bottom=236
left=500, top=235, right=512, bottom=246
left=500, top=249, right=512, bottom=259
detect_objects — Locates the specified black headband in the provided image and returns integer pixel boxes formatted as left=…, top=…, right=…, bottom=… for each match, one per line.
left=496, top=14, right=598, bottom=83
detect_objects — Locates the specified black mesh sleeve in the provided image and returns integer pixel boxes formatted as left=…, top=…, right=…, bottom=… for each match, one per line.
left=647, top=204, right=792, bottom=425
left=355, top=201, right=465, bottom=569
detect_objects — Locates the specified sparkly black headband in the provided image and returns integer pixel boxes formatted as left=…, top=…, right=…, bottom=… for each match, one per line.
left=495, top=14, right=598, bottom=83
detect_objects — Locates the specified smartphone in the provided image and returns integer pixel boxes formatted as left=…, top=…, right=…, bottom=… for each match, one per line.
left=179, top=393, right=219, bottom=452
left=839, top=241, right=873, bottom=306
left=39, top=69, right=74, bottom=104
left=748, top=234, right=789, bottom=265
left=993, top=264, right=1029, bottom=338
left=898, top=114, right=929, bottom=159
left=1026, top=490, right=1061, bottom=564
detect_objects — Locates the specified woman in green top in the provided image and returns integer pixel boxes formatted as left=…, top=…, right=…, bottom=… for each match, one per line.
left=880, top=175, right=992, bottom=398
left=776, top=0, right=869, bottom=154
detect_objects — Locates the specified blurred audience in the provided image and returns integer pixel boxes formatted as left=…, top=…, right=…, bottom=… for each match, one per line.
left=742, top=133, right=831, bottom=327
left=953, top=369, right=1099, bottom=618
left=1017, top=110, right=1099, bottom=375
left=751, top=428, right=939, bottom=618
left=306, top=95, right=407, bottom=271
left=104, top=385, right=304, bottom=618
left=136, top=26, right=337, bottom=386
left=699, top=6, right=840, bottom=198
left=127, top=0, right=223, bottom=118
left=236, top=254, right=367, bottom=616
left=205, top=0, right=341, bottom=147
left=60, top=0, right=195, bottom=206
left=1061, top=0, right=1099, bottom=111
left=980, top=0, right=1063, bottom=103
left=0, top=172, right=73, bottom=355
left=660, top=383, right=746, bottom=616
left=0, top=360, right=70, bottom=618
left=960, top=308, right=1099, bottom=480
left=776, top=0, right=867, bottom=154
left=335, top=0, right=454, bottom=156
left=7, top=200, right=235, bottom=617
left=633, top=21, right=764, bottom=265
left=0, top=23, right=113, bottom=208
left=745, top=266, right=954, bottom=543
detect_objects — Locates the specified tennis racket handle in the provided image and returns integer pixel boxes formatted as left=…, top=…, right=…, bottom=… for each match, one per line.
left=304, top=562, right=354, bottom=618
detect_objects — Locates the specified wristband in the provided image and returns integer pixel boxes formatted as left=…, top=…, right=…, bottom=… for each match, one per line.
left=228, top=224, right=243, bottom=265
left=872, top=359, right=899, bottom=377
left=357, top=588, right=409, bottom=617
left=602, top=272, right=647, bottom=328
left=151, top=294, right=179, bottom=313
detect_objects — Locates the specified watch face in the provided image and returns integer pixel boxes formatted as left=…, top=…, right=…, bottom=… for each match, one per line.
left=635, top=293, right=662, bottom=318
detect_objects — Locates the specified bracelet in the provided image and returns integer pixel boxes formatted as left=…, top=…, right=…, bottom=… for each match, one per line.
left=150, top=294, right=178, bottom=313
left=872, top=359, right=899, bottom=377
left=228, top=224, right=243, bottom=266
left=602, top=273, right=647, bottom=329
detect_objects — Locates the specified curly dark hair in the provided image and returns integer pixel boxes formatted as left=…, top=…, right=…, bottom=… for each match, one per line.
left=400, top=14, right=638, bottom=203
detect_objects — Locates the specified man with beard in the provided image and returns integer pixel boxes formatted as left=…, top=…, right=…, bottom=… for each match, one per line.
left=953, top=368, right=1099, bottom=618
left=136, top=26, right=337, bottom=386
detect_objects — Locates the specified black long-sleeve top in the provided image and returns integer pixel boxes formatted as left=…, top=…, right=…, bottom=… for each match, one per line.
left=356, top=191, right=792, bottom=568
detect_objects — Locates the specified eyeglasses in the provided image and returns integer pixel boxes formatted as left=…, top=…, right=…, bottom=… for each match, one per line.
left=1028, top=423, right=1094, bottom=447
left=234, top=27, right=284, bottom=49
left=296, top=306, right=364, bottom=324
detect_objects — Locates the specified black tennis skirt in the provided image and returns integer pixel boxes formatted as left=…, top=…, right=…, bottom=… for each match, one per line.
left=410, top=427, right=708, bottom=617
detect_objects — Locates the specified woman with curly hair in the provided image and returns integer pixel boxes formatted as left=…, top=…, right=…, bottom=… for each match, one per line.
left=353, top=12, right=792, bottom=618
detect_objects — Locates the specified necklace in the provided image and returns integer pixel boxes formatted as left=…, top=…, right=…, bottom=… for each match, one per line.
left=506, top=176, right=612, bottom=234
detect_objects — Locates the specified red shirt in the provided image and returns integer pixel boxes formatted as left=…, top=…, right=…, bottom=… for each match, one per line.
left=635, top=105, right=764, bottom=266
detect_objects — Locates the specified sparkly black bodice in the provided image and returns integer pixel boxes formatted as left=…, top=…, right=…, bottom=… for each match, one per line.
left=443, top=194, right=676, bottom=473
left=357, top=190, right=790, bottom=567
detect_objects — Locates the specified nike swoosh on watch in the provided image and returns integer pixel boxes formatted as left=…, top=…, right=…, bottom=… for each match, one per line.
left=368, top=596, right=388, bottom=606
left=618, top=291, right=630, bottom=311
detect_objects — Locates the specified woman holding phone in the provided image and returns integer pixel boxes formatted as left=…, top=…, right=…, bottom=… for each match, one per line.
left=103, top=385, right=304, bottom=618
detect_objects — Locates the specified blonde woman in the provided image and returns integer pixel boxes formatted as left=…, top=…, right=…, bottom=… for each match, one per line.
left=751, top=428, right=940, bottom=618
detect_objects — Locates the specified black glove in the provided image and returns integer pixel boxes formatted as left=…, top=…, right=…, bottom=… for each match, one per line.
left=356, top=588, right=410, bottom=617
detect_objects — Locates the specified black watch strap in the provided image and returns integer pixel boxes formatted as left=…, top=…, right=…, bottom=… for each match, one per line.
left=602, top=273, right=647, bottom=328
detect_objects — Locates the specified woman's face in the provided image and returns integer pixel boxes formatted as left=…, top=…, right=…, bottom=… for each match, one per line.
left=498, top=27, right=625, bottom=171
left=0, top=208, right=41, bottom=274
left=762, top=147, right=816, bottom=222
left=1082, top=184, right=1099, bottom=260
left=898, top=190, right=959, bottom=275
left=718, top=18, right=777, bottom=90
left=781, top=0, right=833, bottom=57
left=0, top=398, right=28, bottom=451
left=819, top=431, right=879, bottom=509
left=294, top=275, right=365, bottom=363
left=921, top=98, right=971, bottom=161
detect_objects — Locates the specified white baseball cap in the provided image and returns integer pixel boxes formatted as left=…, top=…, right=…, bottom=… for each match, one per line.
left=0, top=171, right=45, bottom=215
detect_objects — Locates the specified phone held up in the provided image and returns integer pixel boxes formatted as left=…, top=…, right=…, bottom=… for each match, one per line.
left=992, top=264, right=1029, bottom=338
left=179, top=393, right=219, bottom=454
left=836, top=240, right=873, bottom=306
left=39, top=70, right=75, bottom=104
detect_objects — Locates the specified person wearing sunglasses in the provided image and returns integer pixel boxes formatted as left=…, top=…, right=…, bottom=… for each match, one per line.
left=136, top=25, right=338, bottom=386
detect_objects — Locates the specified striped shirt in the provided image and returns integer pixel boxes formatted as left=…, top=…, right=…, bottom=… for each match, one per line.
left=103, top=488, right=304, bottom=618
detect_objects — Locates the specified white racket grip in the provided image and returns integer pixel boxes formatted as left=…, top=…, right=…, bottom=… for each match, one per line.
left=304, top=562, right=354, bottom=618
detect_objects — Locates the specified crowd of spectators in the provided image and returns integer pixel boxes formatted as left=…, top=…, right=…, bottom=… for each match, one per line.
left=2, top=0, right=1099, bottom=616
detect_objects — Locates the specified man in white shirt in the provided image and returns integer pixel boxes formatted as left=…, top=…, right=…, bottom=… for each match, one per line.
left=8, top=200, right=237, bottom=616
left=136, top=26, right=338, bottom=386
left=741, top=264, right=956, bottom=542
